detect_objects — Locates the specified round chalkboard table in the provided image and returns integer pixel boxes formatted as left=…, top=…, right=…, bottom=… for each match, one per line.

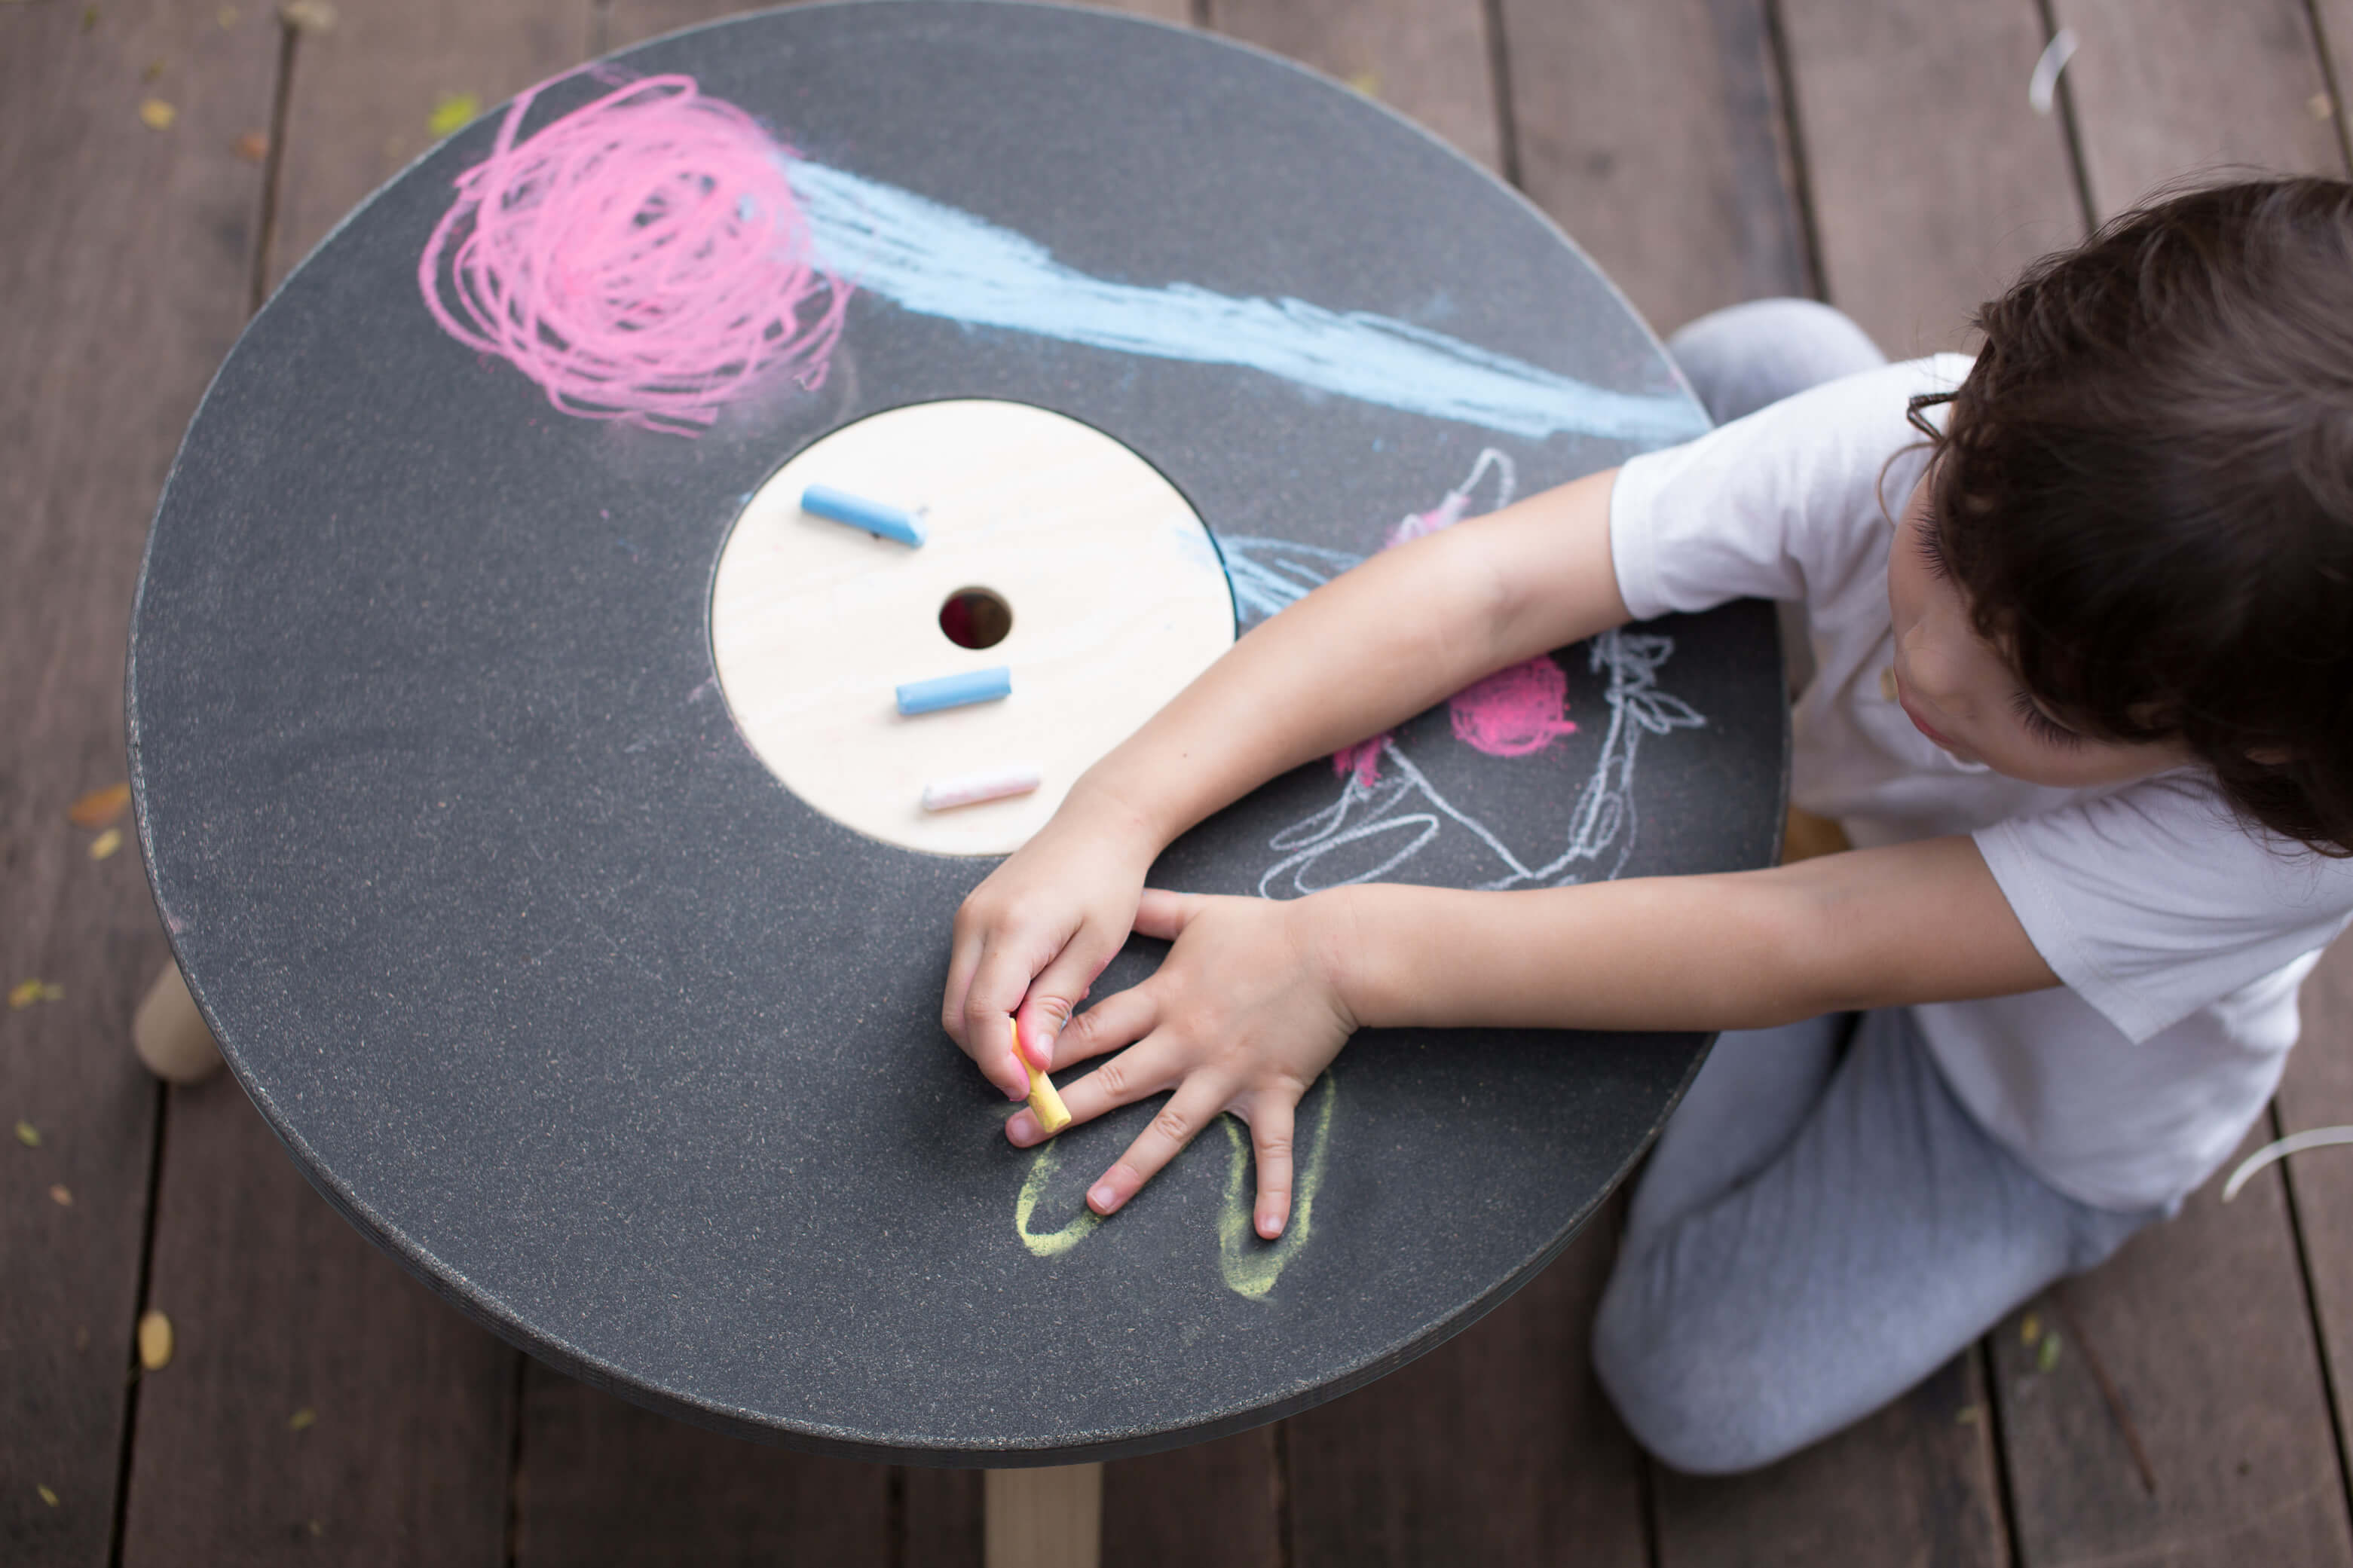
left=127, top=0, right=1784, bottom=1508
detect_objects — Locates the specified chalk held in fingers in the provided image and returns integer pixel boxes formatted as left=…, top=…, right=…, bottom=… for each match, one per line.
left=897, top=665, right=1011, bottom=715
left=922, top=764, right=1042, bottom=812
left=1025, top=1059, right=1073, bottom=1136
left=801, top=483, right=926, bottom=546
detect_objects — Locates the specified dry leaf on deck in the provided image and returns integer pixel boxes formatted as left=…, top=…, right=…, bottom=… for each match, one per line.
left=89, top=829, right=122, bottom=860
left=138, top=98, right=175, bottom=130
left=2037, top=1331, right=2062, bottom=1374
left=38, top=1485, right=58, bottom=1508
left=277, top=0, right=335, bottom=32
left=67, top=783, right=130, bottom=828
left=49, top=1184, right=72, bottom=1206
left=14, top=1120, right=41, bottom=1148
left=234, top=129, right=268, bottom=162
left=136, top=1310, right=173, bottom=1370
left=289, top=1406, right=317, bottom=1431
left=427, top=92, right=479, bottom=137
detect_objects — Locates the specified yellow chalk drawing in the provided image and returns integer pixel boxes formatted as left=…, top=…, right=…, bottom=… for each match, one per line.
left=1217, top=1072, right=1336, bottom=1301
left=1014, top=1136, right=1103, bottom=1258
left=1011, top=1071, right=1336, bottom=1294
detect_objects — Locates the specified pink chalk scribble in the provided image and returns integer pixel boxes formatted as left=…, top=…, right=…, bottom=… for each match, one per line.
left=417, top=72, right=847, bottom=435
left=1449, top=658, right=1578, bottom=755
left=1333, top=735, right=1388, bottom=788
left=1332, top=450, right=1575, bottom=784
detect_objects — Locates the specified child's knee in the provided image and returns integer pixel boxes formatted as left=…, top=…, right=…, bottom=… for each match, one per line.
left=1590, top=1262, right=1812, bottom=1476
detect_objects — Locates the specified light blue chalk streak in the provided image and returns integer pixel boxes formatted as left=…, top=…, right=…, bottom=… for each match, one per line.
left=898, top=665, right=1012, bottom=715
left=1215, top=535, right=1365, bottom=627
left=787, top=162, right=1706, bottom=445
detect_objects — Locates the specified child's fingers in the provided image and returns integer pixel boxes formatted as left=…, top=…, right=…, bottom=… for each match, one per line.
left=1131, top=888, right=1205, bottom=943
left=1050, top=986, right=1158, bottom=1069
left=1014, top=923, right=1121, bottom=1070
left=939, top=924, right=984, bottom=1051
left=1003, top=1009, right=1168, bottom=1147
left=1085, top=1077, right=1230, bottom=1217
left=959, top=936, right=1046, bottom=1102
left=1238, top=1093, right=1297, bottom=1239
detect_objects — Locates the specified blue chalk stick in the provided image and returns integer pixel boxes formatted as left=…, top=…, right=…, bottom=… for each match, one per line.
left=897, top=666, right=1012, bottom=715
left=802, top=484, right=926, bottom=546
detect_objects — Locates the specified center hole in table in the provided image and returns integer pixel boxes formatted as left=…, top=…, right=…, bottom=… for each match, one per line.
left=940, top=587, right=1014, bottom=650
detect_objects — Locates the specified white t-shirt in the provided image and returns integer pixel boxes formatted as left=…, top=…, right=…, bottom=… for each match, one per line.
left=1609, top=355, right=2353, bottom=1211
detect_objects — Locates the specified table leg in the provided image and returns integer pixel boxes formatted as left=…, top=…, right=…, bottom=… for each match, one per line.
left=133, top=961, right=224, bottom=1084
left=984, top=1463, right=1103, bottom=1568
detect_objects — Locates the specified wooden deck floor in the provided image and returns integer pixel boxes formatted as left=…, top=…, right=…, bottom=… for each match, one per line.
left=10, top=0, right=2353, bottom=1561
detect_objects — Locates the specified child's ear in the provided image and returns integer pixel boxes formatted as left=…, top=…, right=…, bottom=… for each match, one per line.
left=2249, top=744, right=2296, bottom=766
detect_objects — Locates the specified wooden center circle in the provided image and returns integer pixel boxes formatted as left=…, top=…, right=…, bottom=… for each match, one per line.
left=711, top=399, right=1237, bottom=855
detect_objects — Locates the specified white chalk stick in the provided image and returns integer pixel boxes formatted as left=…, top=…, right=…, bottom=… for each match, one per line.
left=922, top=765, right=1043, bottom=812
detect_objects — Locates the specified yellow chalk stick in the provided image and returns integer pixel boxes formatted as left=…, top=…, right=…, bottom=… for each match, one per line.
left=1025, top=1059, right=1072, bottom=1137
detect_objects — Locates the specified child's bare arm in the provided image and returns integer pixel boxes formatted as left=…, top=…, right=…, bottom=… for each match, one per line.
left=941, top=468, right=1630, bottom=1099
left=1331, top=833, right=2058, bottom=1032
left=1029, top=834, right=2055, bottom=1234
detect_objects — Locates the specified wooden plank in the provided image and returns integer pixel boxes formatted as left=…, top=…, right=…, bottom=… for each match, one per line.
left=603, top=0, right=1191, bottom=62
left=1653, top=1350, right=2008, bottom=1568
left=1283, top=1219, right=1648, bottom=1566
left=1207, top=0, right=1501, bottom=174
left=602, top=0, right=806, bottom=56
left=2272, top=937, right=2353, bottom=1525
left=1990, top=1123, right=2353, bottom=1567
left=1103, top=1428, right=1281, bottom=1567
left=2052, top=0, right=2340, bottom=222
left=512, top=1364, right=890, bottom=1566
left=1632, top=16, right=2066, bottom=1558
left=265, top=0, right=592, bottom=291
left=905, top=1466, right=985, bottom=1568
left=1497, top=0, right=1812, bottom=335
left=1984, top=14, right=2353, bottom=1563
left=1778, top=0, right=2080, bottom=359
left=1504, top=0, right=2018, bottom=1552
left=118, top=1084, right=516, bottom=1566
left=113, top=3, right=570, bottom=1563
left=2311, top=0, right=2353, bottom=171
left=0, top=0, right=277, bottom=1559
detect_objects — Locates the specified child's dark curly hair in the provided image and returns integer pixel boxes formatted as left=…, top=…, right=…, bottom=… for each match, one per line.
left=1922, top=177, right=2353, bottom=855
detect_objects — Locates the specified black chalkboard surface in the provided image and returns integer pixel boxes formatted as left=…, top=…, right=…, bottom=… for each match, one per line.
left=128, top=0, right=1785, bottom=1463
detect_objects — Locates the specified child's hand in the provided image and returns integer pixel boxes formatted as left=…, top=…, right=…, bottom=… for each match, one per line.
left=1005, top=888, right=1358, bottom=1239
left=941, top=802, right=1162, bottom=1102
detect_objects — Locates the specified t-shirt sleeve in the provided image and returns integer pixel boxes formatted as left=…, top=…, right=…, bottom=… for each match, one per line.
left=1974, top=775, right=2353, bottom=1044
left=1609, top=354, right=1972, bottom=622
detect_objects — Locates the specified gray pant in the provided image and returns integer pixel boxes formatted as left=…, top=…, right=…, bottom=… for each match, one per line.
left=1590, top=302, right=2162, bottom=1475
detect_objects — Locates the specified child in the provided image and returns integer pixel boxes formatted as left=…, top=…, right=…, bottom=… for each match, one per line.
left=938, top=178, right=2353, bottom=1473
